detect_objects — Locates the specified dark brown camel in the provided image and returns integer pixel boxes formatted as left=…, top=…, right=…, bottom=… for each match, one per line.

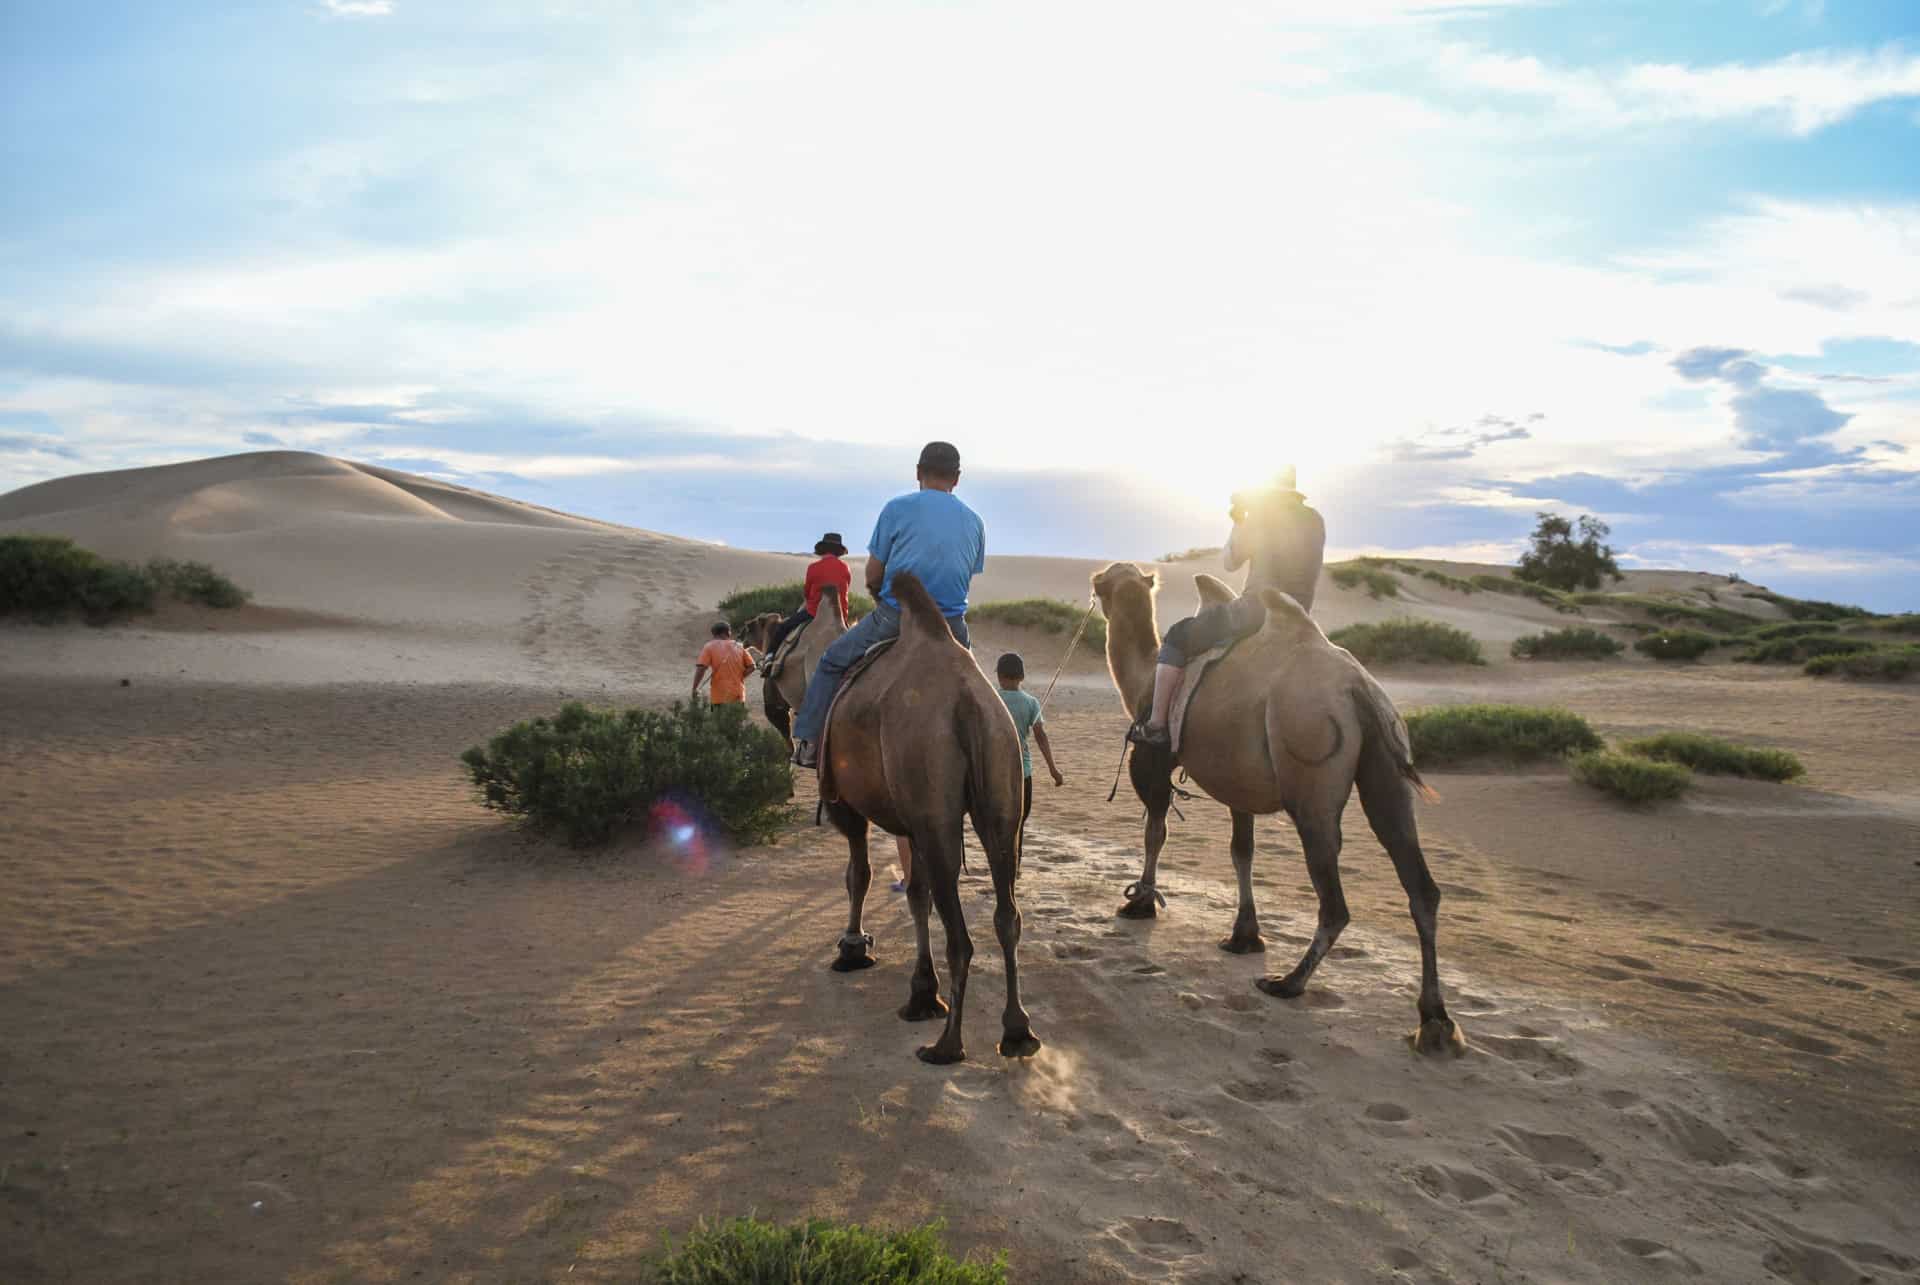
left=818, top=572, right=1038, bottom=1065
left=1092, top=561, right=1462, bottom=1054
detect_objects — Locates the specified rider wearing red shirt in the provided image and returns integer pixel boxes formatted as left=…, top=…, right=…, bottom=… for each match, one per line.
left=762, top=532, right=852, bottom=668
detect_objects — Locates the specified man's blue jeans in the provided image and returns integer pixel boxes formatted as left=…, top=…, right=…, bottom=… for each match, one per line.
left=792, top=601, right=970, bottom=744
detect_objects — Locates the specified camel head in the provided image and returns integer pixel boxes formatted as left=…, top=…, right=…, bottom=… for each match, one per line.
left=741, top=611, right=783, bottom=653
left=1090, top=561, right=1157, bottom=618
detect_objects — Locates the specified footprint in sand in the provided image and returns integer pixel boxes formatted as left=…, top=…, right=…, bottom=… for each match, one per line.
left=1600, top=1089, right=1643, bottom=1110
left=1221, top=1077, right=1302, bottom=1105
left=1494, top=1124, right=1603, bottom=1173
left=1475, top=1032, right=1584, bottom=1080
left=1412, top=1163, right=1503, bottom=1207
left=1619, top=1237, right=1702, bottom=1276
left=1364, top=1102, right=1412, bottom=1123
left=1603, top=954, right=1656, bottom=971
left=1089, top=1145, right=1160, bottom=1182
left=1727, top=1018, right=1842, bottom=1057
left=1648, top=1103, right=1745, bottom=1167
left=1108, top=1215, right=1204, bottom=1265
left=1051, top=941, right=1100, bottom=961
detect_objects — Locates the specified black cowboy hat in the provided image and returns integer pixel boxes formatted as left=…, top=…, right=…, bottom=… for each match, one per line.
left=814, top=531, right=848, bottom=556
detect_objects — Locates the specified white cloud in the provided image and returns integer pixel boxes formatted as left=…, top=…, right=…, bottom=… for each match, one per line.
left=321, top=0, right=394, bottom=16
left=1442, top=43, right=1920, bottom=135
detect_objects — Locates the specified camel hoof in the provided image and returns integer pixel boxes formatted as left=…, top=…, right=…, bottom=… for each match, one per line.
left=1254, top=974, right=1307, bottom=999
left=1116, top=898, right=1158, bottom=920
left=1218, top=933, right=1266, bottom=955
left=898, top=994, right=949, bottom=1022
left=916, top=1043, right=966, bottom=1065
left=830, top=943, right=877, bottom=972
left=998, top=1029, right=1042, bottom=1059
left=1412, top=1018, right=1468, bottom=1057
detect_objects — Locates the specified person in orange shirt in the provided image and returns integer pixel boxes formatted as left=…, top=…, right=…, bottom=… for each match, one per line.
left=692, top=622, right=759, bottom=705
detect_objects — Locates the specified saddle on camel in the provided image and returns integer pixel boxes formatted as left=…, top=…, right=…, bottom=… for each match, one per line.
left=814, top=571, right=1039, bottom=1066
left=742, top=584, right=849, bottom=750
left=1092, top=476, right=1463, bottom=1055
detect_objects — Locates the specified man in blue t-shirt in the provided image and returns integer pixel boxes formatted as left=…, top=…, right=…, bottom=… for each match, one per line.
left=791, top=441, right=988, bottom=767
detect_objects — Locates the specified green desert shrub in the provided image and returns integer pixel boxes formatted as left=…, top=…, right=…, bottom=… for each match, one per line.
left=642, top=1217, right=1007, bottom=1285
left=1862, top=613, right=1920, bottom=635
left=1351, top=558, right=1476, bottom=594
left=144, top=557, right=250, bottom=608
left=1328, top=562, right=1401, bottom=599
left=719, top=582, right=874, bottom=631
left=1510, top=627, right=1625, bottom=660
left=1570, top=749, right=1691, bottom=804
left=969, top=597, right=1106, bottom=647
left=1404, top=704, right=1603, bottom=767
left=462, top=701, right=794, bottom=847
left=1634, top=630, right=1717, bottom=661
left=1578, top=593, right=1754, bottom=635
left=1619, top=732, right=1804, bottom=782
left=1804, top=645, right=1920, bottom=680
left=1745, top=620, right=1843, bottom=643
left=1737, top=589, right=1874, bottom=622
left=1470, top=574, right=1580, bottom=613
left=1330, top=618, right=1484, bottom=665
left=1736, top=634, right=1872, bottom=665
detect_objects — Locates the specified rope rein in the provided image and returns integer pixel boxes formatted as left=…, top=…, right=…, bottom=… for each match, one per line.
left=1037, top=596, right=1101, bottom=716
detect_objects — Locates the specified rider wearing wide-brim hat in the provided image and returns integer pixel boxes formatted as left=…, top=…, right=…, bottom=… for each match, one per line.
left=761, top=530, right=855, bottom=671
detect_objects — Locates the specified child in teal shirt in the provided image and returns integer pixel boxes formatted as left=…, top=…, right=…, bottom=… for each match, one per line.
left=996, top=653, right=1064, bottom=824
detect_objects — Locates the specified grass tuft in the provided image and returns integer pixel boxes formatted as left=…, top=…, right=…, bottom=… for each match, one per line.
left=718, top=582, right=874, bottom=631
left=969, top=597, right=1106, bottom=647
left=1570, top=749, right=1691, bottom=804
left=1510, top=627, right=1625, bottom=660
left=1330, top=618, right=1484, bottom=665
left=641, top=1216, right=1007, bottom=1284
left=1404, top=704, right=1603, bottom=767
left=1736, top=634, right=1873, bottom=664
left=1328, top=561, right=1402, bottom=599
left=1470, top=574, right=1580, bottom=613
left=1737, top=588, right=1874, bottom=622
left=1619, top=732, right=1804, bottom=781
left=1804, top=645, right=1920, bottom=680
left=1577, top=592, right=1754, bottom=634
left=1633, top=630, right=1717, bottom=661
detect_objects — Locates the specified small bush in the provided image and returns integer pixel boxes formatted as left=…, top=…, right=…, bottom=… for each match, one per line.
left=1412, top=567, right=1478, bottom=594
left=1804, top=645, right=1920, bottom=680
left=1405, top=704, right=1603, bottom=767
left=1578, top=593, right=1754, bottom=634
left=1570, top=749, right=1691, bottom=804
left=145, top=558, right=250, bottom=608
left=1330, top=619, right=1484, bottom=665
left=642, top=1216, right=1007, bottom=1284
left=969, top=597, right=1106, bottom=648
left=1328, top=562, right=1401, bottom=599
left=1737, top=634, right=1873, bottom=664
left=1159, top=545, right=1222, bottom=563
left=1471, top=574, right=1580, bottom=613
left=1634, top=630, right=1717, bottom=661
left=1510, top=627, right=1625, bottom=660
left=1745, top=621, right=1842, bottom=643
left=462, top=701, right=794, bottom=847
left=1619, top=732, right=1804, bottom=781
left=1738, top=589, right=1874, bottom=622
left=719, top=582, right=874, bottom=631
left=1862, top=614, right=1920, bottom=636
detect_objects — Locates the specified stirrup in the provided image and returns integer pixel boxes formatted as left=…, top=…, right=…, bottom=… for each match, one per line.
left=1127, top=721, right=1170, bottom=749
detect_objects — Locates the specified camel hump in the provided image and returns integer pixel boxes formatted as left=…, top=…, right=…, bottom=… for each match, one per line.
left=1194, top=573, right=1237, bottom=607
left=889, top=571, right=955, bottom=642
left=1256, top=587, right=1317, bottom=637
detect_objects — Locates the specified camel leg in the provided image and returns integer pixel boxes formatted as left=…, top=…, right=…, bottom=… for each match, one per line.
left=1256, top=811, right=1348, bottom=999
left=828, top=803, right=878, bottom=972
left=1118, top=746, right=1173, bottom=919
left=1357, top=764, right=1465, bottom=1055
left=898, top=836, right=947, bottom=1022
left=764, top=684, right=793, bottom=751
left=991, top=834, right=1041, bottom=1058
left=1219, top=808, right=1265, bottom=954
left=917, top=831, right=974, bottom=1065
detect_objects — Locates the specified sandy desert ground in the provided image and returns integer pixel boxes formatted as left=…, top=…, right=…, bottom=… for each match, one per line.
left=3, top=451, right=1918, bottom=1283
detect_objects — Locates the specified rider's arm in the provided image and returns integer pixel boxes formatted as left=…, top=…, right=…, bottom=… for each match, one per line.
left=864, top=556, right=885, bottom=596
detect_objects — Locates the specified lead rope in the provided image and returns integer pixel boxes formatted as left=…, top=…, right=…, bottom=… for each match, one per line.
left=1037, top=597, right=1100, bottom=717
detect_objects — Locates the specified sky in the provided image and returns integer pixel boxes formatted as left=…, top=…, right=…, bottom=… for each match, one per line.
left=2, top=0, right=1917, bottom=608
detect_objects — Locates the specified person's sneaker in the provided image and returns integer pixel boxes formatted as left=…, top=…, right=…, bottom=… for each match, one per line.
left=1127, top=721, right=1171, bottom=749
left=793, top=740, right=818, bottom=768
left=890, top=879, right=906, bottom=893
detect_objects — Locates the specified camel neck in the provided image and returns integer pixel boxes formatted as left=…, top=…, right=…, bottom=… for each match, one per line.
left=1104, top=589, right=1160, bottom=721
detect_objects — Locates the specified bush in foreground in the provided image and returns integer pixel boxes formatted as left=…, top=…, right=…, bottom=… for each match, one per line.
left=2, top=534, right=249, bottom=622
left=462, top=701, right=794, bottom=847
left=1510, top=627, right=1624, bottom=661
left=1405, top=704, right=1603, bottom=767
left=1634, top=630, right=1717, bottom=662
left=642, top=1217, right=1007, bottom=1285
left=1570, top=749, right=1691, bottom=804
left=969, top=597, right=1106, bottom=647
left=1804, top=645, right=1920, bottom=680
left=719, top=582, right=875, bottom=631
left=1619, top=732, right=1804, bottom=782
left=1330, top=619, right=1484, bottom=665
left=1328, top=562, right=1401, bottom=600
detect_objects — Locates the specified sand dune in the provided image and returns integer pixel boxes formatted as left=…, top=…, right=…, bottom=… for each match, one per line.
left=4, top=453, right=1917, bottom=1282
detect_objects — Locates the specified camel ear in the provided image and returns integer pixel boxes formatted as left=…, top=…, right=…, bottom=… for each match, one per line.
left=1146, top=570, right=1159, bottom=588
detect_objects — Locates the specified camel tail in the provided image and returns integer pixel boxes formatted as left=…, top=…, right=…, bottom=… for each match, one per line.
left=1352, top=674, right=1440, bottom=804
left=889, top=571, right=955, bottom=642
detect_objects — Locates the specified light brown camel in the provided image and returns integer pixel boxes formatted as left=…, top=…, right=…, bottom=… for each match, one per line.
left=740, top=586, right=849, bottom=749
left=1091, top=561, right=1463, bottom=1054
left=819, top=571, right=1037, bottom=1065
